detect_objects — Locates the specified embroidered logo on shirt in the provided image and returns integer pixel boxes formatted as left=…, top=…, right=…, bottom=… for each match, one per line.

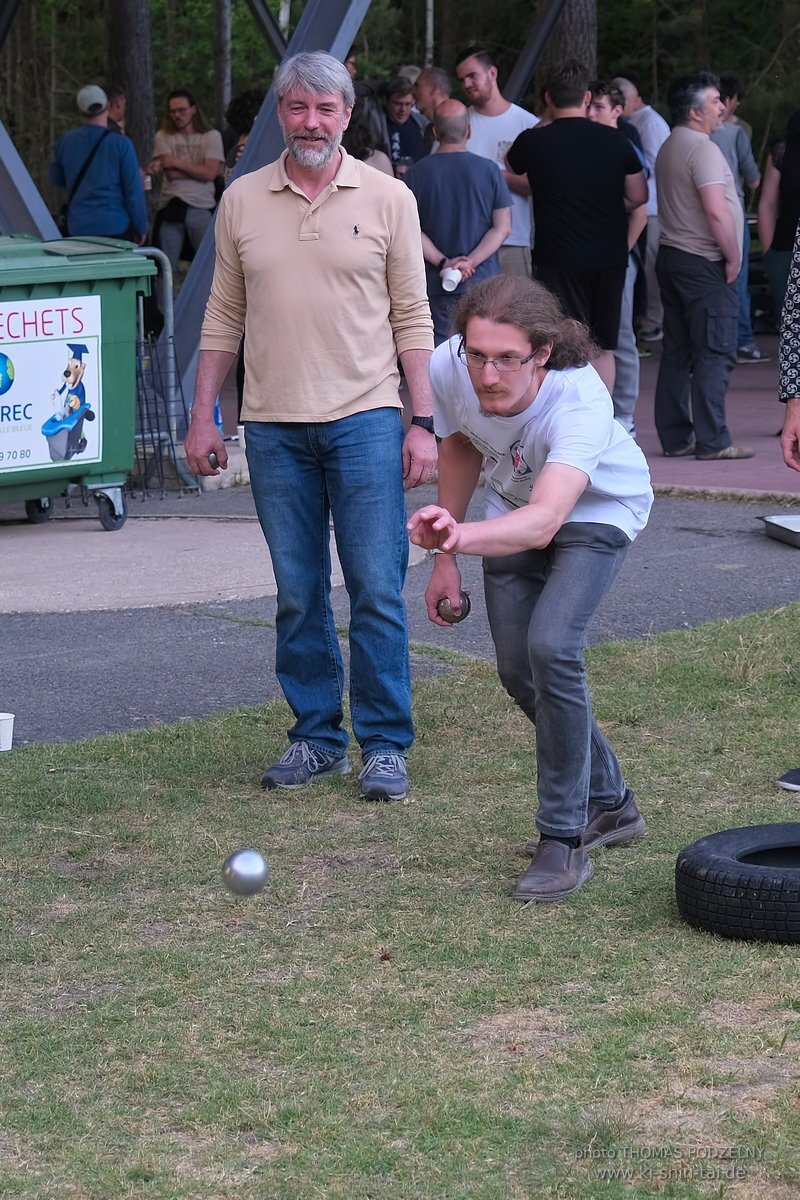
left=510, top=440, right=532, bottom=479
left=353, top=224, right=360, bottom=237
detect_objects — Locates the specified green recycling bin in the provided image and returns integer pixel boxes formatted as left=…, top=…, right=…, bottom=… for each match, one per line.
left=0, top=235, right=157, bottom=530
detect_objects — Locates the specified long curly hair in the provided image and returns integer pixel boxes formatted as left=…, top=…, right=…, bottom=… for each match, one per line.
left=453, top=275, right=598, bottom=369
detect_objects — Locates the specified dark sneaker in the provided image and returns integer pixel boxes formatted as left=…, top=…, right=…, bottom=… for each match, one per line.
left=358, top=752, right=408, bottom=801
left=261, top=741, right=350, bottom=790
left=524, top=791, right=647, bottom=856
left=696, top=444, right=754, bottom=460
left=736, top=346, right=771, bottom=364
left=514, top=839, right=594, bottom=903
left=664, top=440, right=697, bottom=457
left=778, top=768, right=800, bottom=792
left=638, top=326, right=663, bottom=343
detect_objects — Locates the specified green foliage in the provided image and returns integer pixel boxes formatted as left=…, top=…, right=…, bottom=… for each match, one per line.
left=1, top=0, right=799, bottom=206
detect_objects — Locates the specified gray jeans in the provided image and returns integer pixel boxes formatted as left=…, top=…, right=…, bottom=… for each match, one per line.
left=156, top=205, right=214, bottom=282
left=612, top=253, right=640, bottom=434
left=483, top=522, right=631, bottom=839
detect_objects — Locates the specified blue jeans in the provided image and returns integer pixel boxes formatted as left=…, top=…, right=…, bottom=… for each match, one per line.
left=737, top=217, right=754, bottom=349
left=483, top=522, right=630, bottom=839
left=245, top=409, right=412, bottom=759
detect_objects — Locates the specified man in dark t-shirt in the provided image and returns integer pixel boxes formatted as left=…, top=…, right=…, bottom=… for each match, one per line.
left=405, top=100, right=512, bottom=342
left=507, top=60, right=647, bottom=392
left=383, top=75, right=427, bottom=174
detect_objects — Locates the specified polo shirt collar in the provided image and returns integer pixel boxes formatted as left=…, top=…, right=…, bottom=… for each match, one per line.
left=268, top=147, right=362, bottom=193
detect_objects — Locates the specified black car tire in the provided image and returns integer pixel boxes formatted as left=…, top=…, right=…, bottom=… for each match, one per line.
left=675, top=824, right=800, bottom=944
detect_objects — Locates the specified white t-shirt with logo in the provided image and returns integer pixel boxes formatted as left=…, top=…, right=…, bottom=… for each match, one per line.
left=466, top=105, right=538, bottom=247
left=430, top=337, right=653, bottom=540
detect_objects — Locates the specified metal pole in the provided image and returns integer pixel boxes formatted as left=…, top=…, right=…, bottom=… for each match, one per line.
left=503, top=0, right=571, bottom=105
left=0, top=119, right=61, bottom=238
left=0, top=0, right=24, bottom=53
left=241, top=0, right=287, bottom=59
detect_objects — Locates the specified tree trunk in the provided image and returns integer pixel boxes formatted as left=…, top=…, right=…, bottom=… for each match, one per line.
left=538, top=0, right=597, bottom=83
left=215, top=0, right=232, bottom=132
left=107, top=0, right=155, bottom=165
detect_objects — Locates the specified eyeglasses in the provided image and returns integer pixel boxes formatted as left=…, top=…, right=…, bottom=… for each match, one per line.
left=458, top=342, right=536, bottom=373
left=169, top=105, right=191, bottom=116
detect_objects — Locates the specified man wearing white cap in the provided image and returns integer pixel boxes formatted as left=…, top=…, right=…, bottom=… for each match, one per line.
left=50, top=85, right=148, bottom=242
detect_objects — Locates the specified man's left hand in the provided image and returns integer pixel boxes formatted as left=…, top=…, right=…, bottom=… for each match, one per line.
left=402, top=424, right=438, bottom=490
left=407, top=504, right=460, bottom=551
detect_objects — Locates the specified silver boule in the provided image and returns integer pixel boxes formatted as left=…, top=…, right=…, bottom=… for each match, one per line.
left=208, top=451, right=220, bottom=469
left=436, top=591, right=471, bottom=624
left=222, top=848, right=270, bottom=895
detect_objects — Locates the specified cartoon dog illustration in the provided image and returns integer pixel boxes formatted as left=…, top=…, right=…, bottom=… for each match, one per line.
left=42, top=342, right=95, bottom=461
left=51, top=342, right=89, bottom=418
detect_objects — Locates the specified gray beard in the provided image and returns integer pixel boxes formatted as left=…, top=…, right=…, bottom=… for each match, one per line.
left=287, top=133, right=340, bottom=169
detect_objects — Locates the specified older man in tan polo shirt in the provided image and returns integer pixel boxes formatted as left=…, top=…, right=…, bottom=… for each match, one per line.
left=185, top=51, right=436, bottom=802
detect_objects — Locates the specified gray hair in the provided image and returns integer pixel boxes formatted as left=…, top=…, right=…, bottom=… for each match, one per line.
left=417, top=66, right=451, bottom=97
left=667, top=71, right=719, bottom=126
left=274, top=51, right=355, bottom=110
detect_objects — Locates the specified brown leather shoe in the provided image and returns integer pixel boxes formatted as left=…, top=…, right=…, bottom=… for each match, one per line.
left=524, top=792, right=647, bottom=857
left=663, top=440, right=696, bottom=457
left=513, top=839, right=594, bottom=903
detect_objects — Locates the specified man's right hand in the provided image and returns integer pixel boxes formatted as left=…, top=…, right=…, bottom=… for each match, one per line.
left=183, top=417, right=227, bottom=476
left=781, top=398, right=800, bottom=473
left=424, top=553, right=464, bottom=627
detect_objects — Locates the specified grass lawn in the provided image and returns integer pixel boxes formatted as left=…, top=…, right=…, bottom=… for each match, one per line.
left=1, top=605, right=799, bottom=1199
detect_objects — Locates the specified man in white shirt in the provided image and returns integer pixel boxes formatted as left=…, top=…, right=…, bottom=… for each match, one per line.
left=408, top=275, right=652, bottom=904
left=455, top=46, right=538, bottom=277
left=614, top=75, right=670, bottom=341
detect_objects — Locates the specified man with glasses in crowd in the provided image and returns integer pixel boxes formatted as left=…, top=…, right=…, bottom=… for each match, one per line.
left=149, top=89, right=224, bottom=279
left=184, top=52, right=435, bottom=802
left=408, top=275, right=652, bottom=903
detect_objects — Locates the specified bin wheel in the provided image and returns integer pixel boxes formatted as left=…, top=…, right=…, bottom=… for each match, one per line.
left=25, top=498, right=51, bottom=524
left=96, top=492, right=127, bottom=532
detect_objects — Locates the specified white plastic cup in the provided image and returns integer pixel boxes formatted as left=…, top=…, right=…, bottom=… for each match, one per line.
left=441, top=268, right=463, bottom=293
left=0, top=713, right=14, bottom=751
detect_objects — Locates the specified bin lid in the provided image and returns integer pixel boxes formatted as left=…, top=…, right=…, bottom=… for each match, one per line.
left=0, top=235, right=157, bottom=283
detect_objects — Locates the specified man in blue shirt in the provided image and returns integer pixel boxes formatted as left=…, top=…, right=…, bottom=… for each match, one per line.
left=404, top=100, right=511, bottom=343
left=50, top=85, right=148, bottom=241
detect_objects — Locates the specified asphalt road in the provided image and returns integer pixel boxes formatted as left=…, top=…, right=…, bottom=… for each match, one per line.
left=4, top=487, right=799, bottom=746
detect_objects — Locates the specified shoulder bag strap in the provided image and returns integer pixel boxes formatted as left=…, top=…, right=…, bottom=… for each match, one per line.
left=67, top=128, right=113, bottom=207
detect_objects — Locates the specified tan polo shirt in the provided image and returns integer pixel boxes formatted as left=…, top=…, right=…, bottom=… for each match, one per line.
left=200, top=148, right=434, bottom=423
left=656, top=125, right=743, bottom=261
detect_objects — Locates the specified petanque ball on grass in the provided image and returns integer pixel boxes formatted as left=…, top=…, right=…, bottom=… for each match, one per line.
left=437, top=591, right=471, bottom=624
left=221, top=848, right=270, bottom=895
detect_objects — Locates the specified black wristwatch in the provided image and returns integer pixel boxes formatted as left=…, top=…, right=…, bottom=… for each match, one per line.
left=436, top=256, right=447, bottom=270
left=411, top=415, right=435, bottom=434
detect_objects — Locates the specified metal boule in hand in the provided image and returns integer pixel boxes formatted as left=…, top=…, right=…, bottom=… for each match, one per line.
left=437, top=591, right=471, bottom=623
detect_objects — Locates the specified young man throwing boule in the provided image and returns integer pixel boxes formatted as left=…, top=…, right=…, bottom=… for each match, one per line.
left=408, top=275, right=653, bottom=902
